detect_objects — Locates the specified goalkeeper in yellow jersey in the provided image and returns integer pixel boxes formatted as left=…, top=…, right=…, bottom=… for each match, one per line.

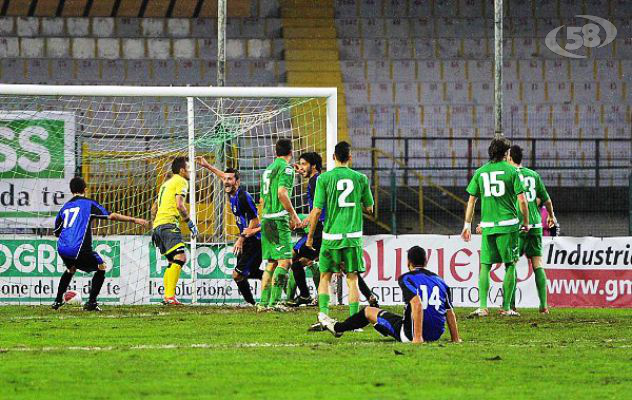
left=151, top=157, right=198, bottom=305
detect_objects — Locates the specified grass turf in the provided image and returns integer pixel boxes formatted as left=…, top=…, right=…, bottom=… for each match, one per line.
left=1, top=306, right=632, bottom=399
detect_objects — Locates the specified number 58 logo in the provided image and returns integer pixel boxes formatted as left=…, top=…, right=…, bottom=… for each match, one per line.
left=545, top=15, right=617, bottom=59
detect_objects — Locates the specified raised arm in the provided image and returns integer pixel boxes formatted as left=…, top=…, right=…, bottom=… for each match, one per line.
left=108, top=212, right=148, bottom=226
left=461, top=195, right=477, bottom=242
left=446, top=309, right=462, bottom=343
left=410, top=295, right=424, bottom=344
left=196, top=156, right=227, bottom=181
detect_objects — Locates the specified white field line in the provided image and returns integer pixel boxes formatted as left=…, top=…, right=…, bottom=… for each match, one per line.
left=6, top=312, right=179, bottom=321
left=2, top=340, right=632, bottom=353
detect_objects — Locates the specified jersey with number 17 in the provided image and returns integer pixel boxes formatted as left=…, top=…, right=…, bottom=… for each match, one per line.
left=466, top=161, right=525, bottom=235
left=313, top=166, right=374, bottom=249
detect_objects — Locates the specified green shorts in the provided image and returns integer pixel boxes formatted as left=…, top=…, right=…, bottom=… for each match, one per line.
left=261, top=218, right=293, bottom=261
left=481, top=231, right=519, bottom=265
left=518, top=229, right=543, bottom=258
left=319, top=246, right=365, bottom=274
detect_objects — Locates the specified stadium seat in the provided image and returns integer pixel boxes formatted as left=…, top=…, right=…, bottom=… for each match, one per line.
left=347, top=106, right=371, bottom=129
left=534, top=0, right=557, bottom=17
left=513, top=37, right=539, bottom=58
left=418, top=60, right=441, bottom=81
left=409, top=17, right=433, bottom=37
left=570, top=60, right=594, bottom=81
left=408, top=0, right=432, bottom=17
left=574, top=82, right=598, bottom=103
left=444, top=81, right=468, bottom=103
left=142, top=18, right=164, bottom=37
left=600, top=81, right=626, bottom=103
left=392, top=60, right=416, bottom=81
left=100, top=59, right=126, bottom=84
left=72, top=37, right=96, bottom=58
left=367, top=60, right=391, bottom=81
left=470, top=82, right=493, bottom=104
left=226, top=39, right=246, bottom=59
left=345, top=82, right=370, bottom=104
left=174, top=60, right=201, bottom=85
left=419, top=82, right=443, bottom=105
left=462, top=39, right=488, bottom=59
left=467, top=60, right=491, bottom=81
left=50, top=58, right=74, bottom=84
left=67, top=17, right=90, bottom=36
left=198, top=38, right=218, bottom=60
left=616, top=39, right=632, bottom=59
left=596, top=60, right=620, bottom=81
left=0, top=58, right=22, bottom=82
left=370, top=82, right=395, bottom=104
left=413, top=39, right=435, bottom=59
left=241, top=17, right=265, bottom=38
left=125, top=59, right=150, bottom=83
left=16, top=17, right=39, bottom=37
left=372, top=105, right=396, bottom=131
left=335, top=0, right=358, bottom=18
left=147, top=38, right=170, bottom=59
left=394, top=82, right=419, bottom=104
left=389, top=39, right=413, bottom=58
left=92, top=18, right=115, bottom=36
left=341, top=60, right=366, bottom=81
left=226, top=60, right=250, bottom=83
left=611, top=0, right=632, bottom=16
left=434, top=0, right=457, bottom=17
left=191, top=19, right=217, bottom=38
left=117, top=18, right=142, bottom=36
left=0, top=17, right=14, bottom=35
left=247, top=39, right=272, bottom=58
left=97, top=38, right=120, bottom=59
left=0, top=37, right=19, bottom=58
left=364, top=38, right=388, bottom=59
left=20, top=38, right=45, bottom=58
left=173, top=38, right=196, bottom=58
left=385, top=18, right=409, bottom=38
left=544, top=59, right=569, bottom=81
left=199, top=60, right=217, bottom=84
left=398, top=105, right=420, bottom=127
left=121, top=38, right=144, bottom=58
left=360, top=18, right=384, bottom=37
left=338, top=38, right=363, bottom=59
left=443, top=60, right=467, bottom=81
left=75, top=59, right=99, bottom=83
left=41, top=17, right=64, bottom=35
left=436, top=38, right=460, bottom=58
left=335, top=18, right=361, bottom=37
left=358, top=0, right=382, bottom=17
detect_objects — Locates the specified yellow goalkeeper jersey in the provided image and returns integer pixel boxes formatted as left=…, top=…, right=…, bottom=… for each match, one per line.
left=153, top=174, right=189, bottom=228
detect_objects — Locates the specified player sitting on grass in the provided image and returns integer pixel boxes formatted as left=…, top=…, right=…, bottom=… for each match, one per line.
left=196, top=157, right=263, bottom=305
left=507, top=145, right=556, bottom=314
left=306, top=141, right=374, bottom=321
left=461, top=137, right=529, bottom=317
left=151, top=157, right=198, bottom=306
left=318, top=246, right=462, bottom=344
left=259, top=138, right=302, bottom=311
left=291, top=152, right=379, bottom=308
left=52, top=177, right=147, bottom=311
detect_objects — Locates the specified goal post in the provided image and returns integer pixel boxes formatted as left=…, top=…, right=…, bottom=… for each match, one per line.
left=0, top=84, right=337, bottom=306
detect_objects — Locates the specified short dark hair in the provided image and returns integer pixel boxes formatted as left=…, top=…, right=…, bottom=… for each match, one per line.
left=275, top=138, right=292, bottom=157
left=510, top=145, right=523, bottom=164
left=299, top=152, right=323, bottom=172
left=70, top=177, right=86, bottom=194
left=171, top=156, right=188, bottom=174
left=408, top=246, right=427, bottom=267
left=488, top=137, right=511, bottom=162
left=334, top=141, right=351, bottom=163
left=224, top=167, right=240, bottom=181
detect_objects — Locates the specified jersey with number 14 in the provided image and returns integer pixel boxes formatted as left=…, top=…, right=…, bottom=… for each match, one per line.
left=313, top=166, right=374, bottom=249
left=261, top=157, right=294, bottom=219
left=516, top=167, right=549, bottom=231
left=466, top=161, right=525, bottom=235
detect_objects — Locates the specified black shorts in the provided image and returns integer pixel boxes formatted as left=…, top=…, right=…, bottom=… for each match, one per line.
left=60, top=251, right=104, bottom=273
left=293, top=222, right=323, bottom=260
left=152, top=224, right=185, bottom=258
left=373, top=310, right=413, bottom=343
left=235, top=237, right=263, bottom=278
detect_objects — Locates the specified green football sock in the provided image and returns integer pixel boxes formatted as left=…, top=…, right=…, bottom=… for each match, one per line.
left=479, top=264, right=492, bottom=309
left=260, top=286, right=271, bottom=305
left=286, top=270, right=297, bottom=301
left=309, top=263, right=320, bottom=289
left=268, top=267, right=288, bottom=307
left=502, top=263, right=517, bottom=311
left=318, top=293, right=330, bottom=315
left=534, top=268, right=548, bottom=309
left=349, top=302, right=360, bottom=316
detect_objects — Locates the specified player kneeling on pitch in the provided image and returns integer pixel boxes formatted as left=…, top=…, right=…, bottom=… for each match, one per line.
left=318, top=246, right=462, bottom=344
left=52, top=177, right=148, bottom=311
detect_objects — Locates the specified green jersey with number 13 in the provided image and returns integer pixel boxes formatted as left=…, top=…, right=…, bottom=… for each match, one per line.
left=261, top=157, right=295, bottom=219
left=466, top=161, right=525, bottom=235
left=516, top=166, right=549, bottom=232
left=313, top=166, right=374, bottom=249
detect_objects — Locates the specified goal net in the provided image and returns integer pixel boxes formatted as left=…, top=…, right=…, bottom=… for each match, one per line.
left=0, top=85, right=337, bottom=306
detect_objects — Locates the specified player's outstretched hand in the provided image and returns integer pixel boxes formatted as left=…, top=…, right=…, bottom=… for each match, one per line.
left=195, top=156, right=210, bottom=169
left=135, top=218, right=149, bottom=227
left=461, top=227, right=471, bottom=242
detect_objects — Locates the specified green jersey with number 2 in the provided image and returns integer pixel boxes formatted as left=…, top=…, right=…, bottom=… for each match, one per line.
left=313, top=166, right=374, bottom=249
left=261, top=157, right=294, bottom=218
left=516, top=167, right=549, bottom=231
left=466, top=161, right=526, bottom=234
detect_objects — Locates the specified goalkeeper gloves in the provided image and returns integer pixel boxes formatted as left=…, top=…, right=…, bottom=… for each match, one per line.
left=187, top=219, right=199, bottom=238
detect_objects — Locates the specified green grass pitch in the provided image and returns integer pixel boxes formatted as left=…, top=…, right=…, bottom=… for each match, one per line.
left=1, top=306, right=632, bottom=399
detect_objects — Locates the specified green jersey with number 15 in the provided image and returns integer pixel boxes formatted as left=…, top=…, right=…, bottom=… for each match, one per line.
left=313, top=166, right=374, bottom=249
left=261, top=157, right=295, bottom=219
left=516, top=166, right=549, bottom=232
left=466, top=161, right=525, bottom=234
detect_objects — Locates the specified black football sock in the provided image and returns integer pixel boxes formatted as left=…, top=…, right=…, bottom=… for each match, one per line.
left=88, top=270, right=105, bottom=303
left=291, top=261, right=310, bottom=298
left=358, top=275, right=374, bottom=300
left=55, top=271, right=74, bottom=302
left=236, top=279, right=256, bottom=305
left=334, top=307, right=370, bottom=333
left=250, top=268, right=264, bottom=280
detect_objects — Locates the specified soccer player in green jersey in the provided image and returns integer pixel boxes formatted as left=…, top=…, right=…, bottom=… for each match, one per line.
left=508, top=145, right=557, bottom=314
left=461, top=137, right=530, bottom=317
left=259, top=138, right=302, bottom=311
left=306, top=141, right=374, bottom=319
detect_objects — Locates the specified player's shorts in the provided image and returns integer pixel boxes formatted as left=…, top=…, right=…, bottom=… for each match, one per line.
left=319, top=246, right=365, bottom=274
left=261, top=218, right=293, bottom=261
left=235, top=237, right=263, bottom=277
left=518, top=229, right=543, bottom=258
left=59, top=251, right=104, bottom=273
left=480, top=231, right=519, bottom=264
left=152, top=223, right=185, bottom=258
left=374, top=310, right=445, bottom=343
left=293, top=222, right=323, bottom=260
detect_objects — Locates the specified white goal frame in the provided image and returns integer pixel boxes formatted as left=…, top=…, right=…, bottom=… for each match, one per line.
left=0, top=84, right=338, bottom=304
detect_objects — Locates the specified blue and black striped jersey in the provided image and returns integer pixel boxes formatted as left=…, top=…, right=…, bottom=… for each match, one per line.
left=54, top=196, right=109, bottom=258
